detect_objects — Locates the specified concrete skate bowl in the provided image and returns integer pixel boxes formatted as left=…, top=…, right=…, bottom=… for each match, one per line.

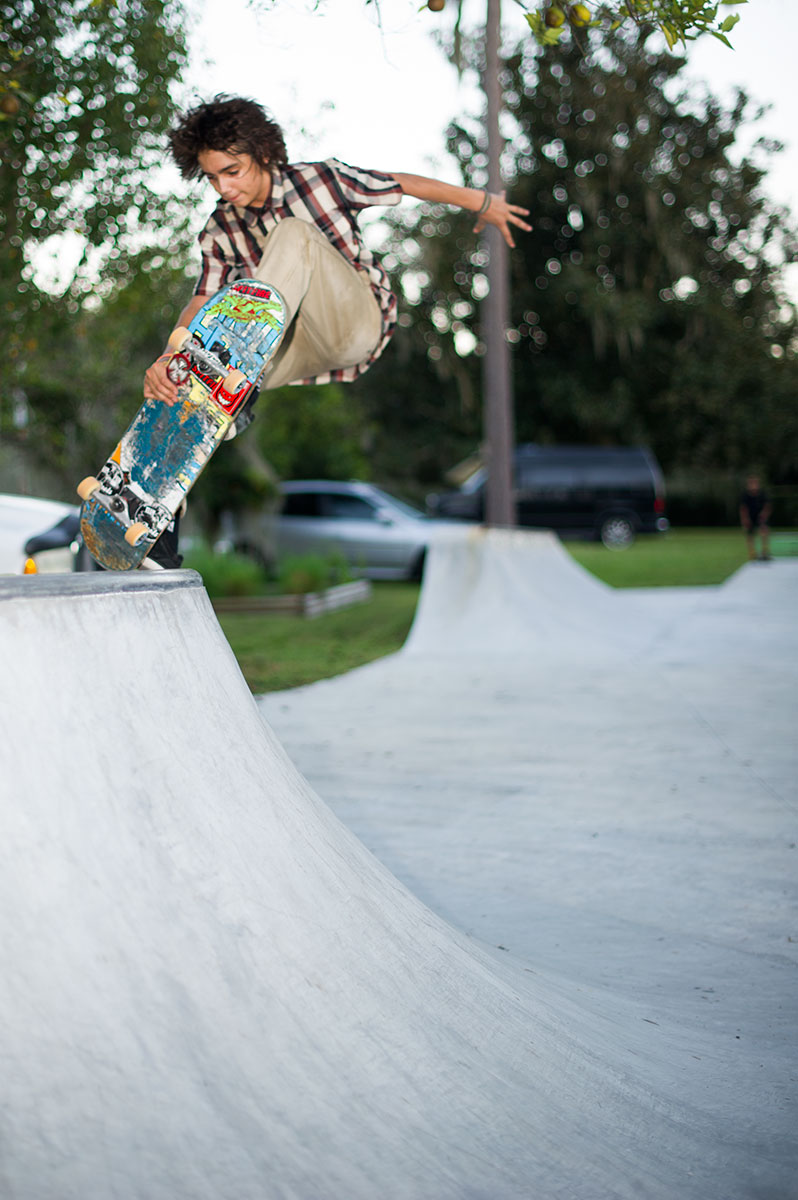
left=1, top=570, right=796, bottom=1200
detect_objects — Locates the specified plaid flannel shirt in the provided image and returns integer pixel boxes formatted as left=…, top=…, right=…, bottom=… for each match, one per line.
left=194, top=158, right=404, bottom=384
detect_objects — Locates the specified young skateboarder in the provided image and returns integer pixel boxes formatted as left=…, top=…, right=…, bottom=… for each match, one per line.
left=143, top=95, right=530, bottom=565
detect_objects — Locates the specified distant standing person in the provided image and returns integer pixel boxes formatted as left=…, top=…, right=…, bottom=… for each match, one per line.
left=739, top=474, right=772, bottom=561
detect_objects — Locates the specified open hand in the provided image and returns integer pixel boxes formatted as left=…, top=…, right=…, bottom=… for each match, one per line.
left=474, top=190, right=532, bottom=248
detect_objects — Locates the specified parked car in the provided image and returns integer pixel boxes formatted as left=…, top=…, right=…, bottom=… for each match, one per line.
left=274, top=480, right=444, bottom=581
left=426, top=444, right=669, bottom=548
left=0, top=494, right=81, bottom=574
left=24, top=510, right=97, bottom=572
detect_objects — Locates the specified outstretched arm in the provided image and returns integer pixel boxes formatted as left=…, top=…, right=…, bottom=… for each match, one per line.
left=390, top=172, right=531, bottom=249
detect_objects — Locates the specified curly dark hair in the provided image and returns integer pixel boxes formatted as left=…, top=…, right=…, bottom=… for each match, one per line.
left=169, top=95, right=288, bottom=179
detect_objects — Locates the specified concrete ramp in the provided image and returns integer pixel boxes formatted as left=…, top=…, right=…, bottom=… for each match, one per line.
left=4, top=571, right=778, bottom=1200
left=259, top=529, right=798, bottom=1199
left=405, top=527, right=693, bottom=657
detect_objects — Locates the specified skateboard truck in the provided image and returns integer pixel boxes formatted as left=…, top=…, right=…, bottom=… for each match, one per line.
left=166, top=326, right=248, bottom=406
left=77, top=472, right=172, bottom=547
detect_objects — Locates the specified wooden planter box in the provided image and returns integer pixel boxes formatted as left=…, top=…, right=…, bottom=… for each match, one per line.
left=212, top=579, right=372, bottom=618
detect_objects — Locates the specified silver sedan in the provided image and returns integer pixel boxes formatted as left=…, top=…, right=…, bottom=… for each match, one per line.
left=275, top=481, right=444, bottom=581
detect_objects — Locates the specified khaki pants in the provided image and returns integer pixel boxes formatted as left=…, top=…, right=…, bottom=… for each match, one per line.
left=253, top=218, right=383, bottom=388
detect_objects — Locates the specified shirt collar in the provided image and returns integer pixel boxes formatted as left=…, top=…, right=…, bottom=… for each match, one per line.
left=225, top=166, right=285, bottom=226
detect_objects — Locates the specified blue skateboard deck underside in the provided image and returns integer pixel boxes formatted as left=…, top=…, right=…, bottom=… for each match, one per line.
left=81, top=280, right=286, bottom=571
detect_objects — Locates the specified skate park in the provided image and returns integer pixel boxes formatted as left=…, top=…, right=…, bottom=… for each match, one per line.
left=1, top=526, right=796, bottom=1199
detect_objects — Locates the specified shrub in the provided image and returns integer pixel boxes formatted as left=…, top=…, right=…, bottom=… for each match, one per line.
left=276, top=551, right=353, bottom=595
left=183, top=544, right=269, bottom=598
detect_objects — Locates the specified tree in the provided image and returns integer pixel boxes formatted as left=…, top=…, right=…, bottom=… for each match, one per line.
left=361, top=27, right=797, bottom=494
left=12, top=249, right=195, bottom=487
left=0, top=0, right=191, bottom=485
left=523, top=0, right=746, bottom=52
left=249, top=0, right=747, bottom=53
left=255, top=384, right=372, bottom=482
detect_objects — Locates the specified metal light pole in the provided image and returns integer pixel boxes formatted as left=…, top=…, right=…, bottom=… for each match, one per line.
left=481, top=0, right=516, bottom=527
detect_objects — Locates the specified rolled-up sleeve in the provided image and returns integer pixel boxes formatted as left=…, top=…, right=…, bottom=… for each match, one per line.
left=327, top=159, right=404, bottom=211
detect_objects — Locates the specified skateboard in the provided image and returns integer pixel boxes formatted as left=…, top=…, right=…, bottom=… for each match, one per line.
left=78, top=278, right=286, bottom=570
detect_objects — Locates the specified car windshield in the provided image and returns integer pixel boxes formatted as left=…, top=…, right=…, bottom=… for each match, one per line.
left=460, top=468, right=487, bottom=494
left=369, top=487, right=426, bottom=520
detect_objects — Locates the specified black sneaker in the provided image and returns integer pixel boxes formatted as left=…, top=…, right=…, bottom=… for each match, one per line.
left=147, top=514, right=183, bottom=569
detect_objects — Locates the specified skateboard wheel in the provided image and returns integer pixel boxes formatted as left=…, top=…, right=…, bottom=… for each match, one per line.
left=124, top=522, right=149, bottom=547
left=166, top=353, right=191, bottom=385
left=224, top=369, right=247, bottom=393
left=77, top=476, right=101, bottom=501
left=167, top=326, right=192, bottom=352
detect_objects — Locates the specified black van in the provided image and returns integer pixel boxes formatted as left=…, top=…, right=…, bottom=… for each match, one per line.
left=426, top=444, right=669, bottom=548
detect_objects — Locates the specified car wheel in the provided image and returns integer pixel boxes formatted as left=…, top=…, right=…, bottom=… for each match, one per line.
left=600, top=514, right=636, bottom=550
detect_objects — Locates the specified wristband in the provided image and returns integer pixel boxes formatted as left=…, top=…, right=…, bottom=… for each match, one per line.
left=477, top=190, right=491, bottom=215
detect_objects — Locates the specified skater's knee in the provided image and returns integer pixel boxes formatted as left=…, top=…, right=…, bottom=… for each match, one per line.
left=264, top=217, right=318, bottom=253
left=254, top=218, right=323, bottom=286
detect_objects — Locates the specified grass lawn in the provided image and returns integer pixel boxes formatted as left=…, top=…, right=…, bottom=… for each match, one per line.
left=218, top=581, right=420, bottom=694
left=564, top=527, right=751, bottom=588
left=221, top=528, right=757, bottom=693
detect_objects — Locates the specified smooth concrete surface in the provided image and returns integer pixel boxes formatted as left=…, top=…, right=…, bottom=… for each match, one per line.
left=258, top=528, right=798, bottom=1198
left=1, top=533, right=795, bottom=1199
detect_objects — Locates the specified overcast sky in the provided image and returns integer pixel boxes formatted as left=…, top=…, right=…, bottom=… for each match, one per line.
left=190, top=0, right=796, bottom=211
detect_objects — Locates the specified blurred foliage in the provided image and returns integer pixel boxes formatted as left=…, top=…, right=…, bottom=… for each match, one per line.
left=0, top=0, right=188, bottom=268
left=182, top=542, right=271, bottom=598
left=191, top=426, right=279, bottom=537
left=0, top=0, right=191, bottom=486
left=181, top=542, right=353, bottom=600
left=276, top=551, right=353, bottom=595
left=254, top=382, right=372, bottom=481
left=249, top=1, right=746, bottom=56
left=525, top=0, right=745, bottom=52
left=355, top=26, right=798, bottom=494
left=3, top=247, right=195, bottom=491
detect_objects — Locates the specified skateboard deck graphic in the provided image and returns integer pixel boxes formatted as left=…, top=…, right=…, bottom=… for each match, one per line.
left=79, top=279, right=286, bottom=570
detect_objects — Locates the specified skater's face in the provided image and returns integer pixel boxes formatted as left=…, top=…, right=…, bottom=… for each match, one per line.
left=197, top=148, right=272, bottom=209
